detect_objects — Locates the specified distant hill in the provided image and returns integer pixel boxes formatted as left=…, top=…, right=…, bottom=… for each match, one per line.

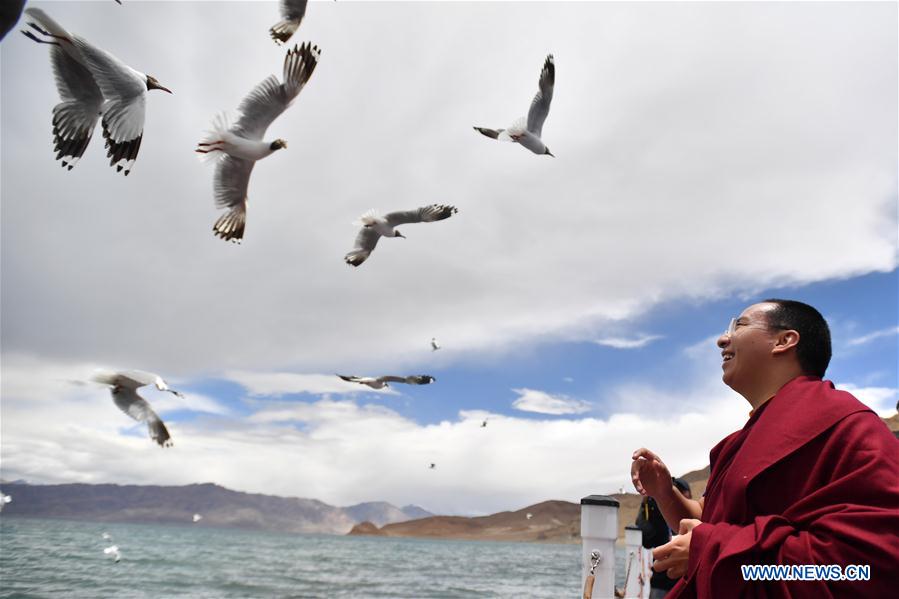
left=342, top=501, right=433, bottom=528
left=349, top=500, right=580, bottom=543
left=0, top=482, right=431, bottom=534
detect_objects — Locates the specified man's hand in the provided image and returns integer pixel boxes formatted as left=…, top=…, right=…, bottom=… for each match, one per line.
left=631, top=447, right=673, bottom=497
left=652, top=518, right=702, bottom=579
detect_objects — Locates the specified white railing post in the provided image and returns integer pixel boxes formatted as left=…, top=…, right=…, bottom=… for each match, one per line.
left=623, top=525, right=649, bottom=598
left=580, top=495, right=619, bottom=599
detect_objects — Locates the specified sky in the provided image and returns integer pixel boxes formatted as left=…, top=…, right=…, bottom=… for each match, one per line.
left=1, top=0, right=896, bottom=516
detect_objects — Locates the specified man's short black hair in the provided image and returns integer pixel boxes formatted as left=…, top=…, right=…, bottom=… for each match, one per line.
left=762, top=299, right=832, bottom=377
left=672, top=477, right=690, bottom=495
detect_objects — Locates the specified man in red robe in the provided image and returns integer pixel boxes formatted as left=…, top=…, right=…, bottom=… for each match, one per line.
left=631, top=299, right=899, bottom=597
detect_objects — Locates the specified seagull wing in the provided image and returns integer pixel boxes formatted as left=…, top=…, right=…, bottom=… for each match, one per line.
left=384, top=204, right=458, bottom=226
left=526, top=54, right=554, bottom=137
left=232, top=42, right=320, bottom=140
left=404, top=375, right=434, bottom=385
left=213, top=155, right=255, bottom=210
left=337, top=374, right=361, bottom=383
left=110, top=387, right=172, bottom=447
left=48, top=46, right=103, bottom=170
left=70, top=36, right=147, bottom=175
left=344, top=227, right=382, bottom=267
left=91, top=369, right=152, bottom=390
left=270, top=0, right=308, bottom=44
left=379, top=376, right=407, bottom=383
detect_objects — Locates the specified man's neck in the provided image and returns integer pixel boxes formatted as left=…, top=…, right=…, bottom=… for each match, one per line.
left=743, top=369, right=806, bottom=411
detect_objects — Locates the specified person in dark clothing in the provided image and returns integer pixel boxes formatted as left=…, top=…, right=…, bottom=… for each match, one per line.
left=636, top=477, right=692, bottom=598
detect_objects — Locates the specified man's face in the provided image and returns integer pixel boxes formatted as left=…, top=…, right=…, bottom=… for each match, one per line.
left=717, top=302, right=779, bottom=393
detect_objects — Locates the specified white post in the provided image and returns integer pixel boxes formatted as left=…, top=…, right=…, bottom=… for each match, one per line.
left=580, top=495, right=619, bottom=599
left=623, top=525, right=647, bottom=598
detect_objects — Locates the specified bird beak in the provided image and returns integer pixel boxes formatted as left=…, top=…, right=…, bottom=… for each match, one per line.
left=547, top=151, right=555, bottom=157
left=149, top=80, right=172, bottom=94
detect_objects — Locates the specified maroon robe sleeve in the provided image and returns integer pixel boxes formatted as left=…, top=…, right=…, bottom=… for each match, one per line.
left=682, top=412, right=899, bottom=598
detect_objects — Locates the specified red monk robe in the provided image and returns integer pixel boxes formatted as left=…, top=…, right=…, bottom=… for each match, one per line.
left=668, top=375, right=899, bottom=598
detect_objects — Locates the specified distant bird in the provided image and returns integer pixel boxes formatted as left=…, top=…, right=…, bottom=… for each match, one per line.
left=526, top=513, right=533, bottom=520
left=91, top=369, right=183, bottom=447
left=429, top=463, right=436, bottom=470
left=21, top=7, right=171, bottom=175
left=431, top=337, right=441, bottom=351
left=192, top=513, right=202, bottom=523
left=104, top=545, right=121, bottom=563
left=474, top=54, right=555, bottom=157
left=197, top=42, right=320, bottom=243
left=270, top=0, right=307, bottom=45
left=0, top=493, right=11, bottom=512
left=344, top=204, right=458, bottom=267
left=337, top=374, right=436, bottom=390
left=102, top=532, right=111, bottom=540
left=481, top=419, right=488, bottom=428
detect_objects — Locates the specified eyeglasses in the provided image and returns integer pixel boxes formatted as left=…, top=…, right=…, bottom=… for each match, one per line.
left=724, top=318, right=738, bottom=337
left=723, top=318, right=785, bottom=338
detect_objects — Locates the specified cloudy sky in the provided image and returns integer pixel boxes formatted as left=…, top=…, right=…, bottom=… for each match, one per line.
left=1, top=0, right=896, bottom=516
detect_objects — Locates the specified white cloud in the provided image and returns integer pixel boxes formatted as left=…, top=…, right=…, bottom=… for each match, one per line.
left=225, top=371, right=397, bottom=397
left=3, top=354, right=893, bottom=515
left=0, top=2, right=894, bottom=376
left=593, top=334, right=664, bottom=349
left=511, top=388, right=592, bottom=415
left=835, top=384, right=899, bottom=417
left=846, top=326, right=899, bottom=347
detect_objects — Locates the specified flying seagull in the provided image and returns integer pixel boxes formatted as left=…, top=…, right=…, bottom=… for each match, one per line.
left=474, top=54, right=555, bottom=157
left=21, top=7, right=171, bottom=175
left=91, top=369, right=183, bottom=447
left=344, top=204, right=458, bottom=267
left=192, top=513, right=202, bottom=523
left=104, top=545, right=121, bottom=563
left=431, top=337, right=440, bottom=351
left=197, top=42, right=320, bottom=243
left=429, top=463, right=436, bottom=470
left=481, top=419, right=488, bottom=428
left=0, top=494, right=11, bottom=512
left=270, top=0, right=307, bottom=44
left=337, top=374, right=436, bottom=390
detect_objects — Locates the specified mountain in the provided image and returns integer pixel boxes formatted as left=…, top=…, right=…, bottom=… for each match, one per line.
left=0, top=482, right=428, bottom=534
left=349, top=500, right=581, bottom=543
left=341, top=501, right=434, bottom=527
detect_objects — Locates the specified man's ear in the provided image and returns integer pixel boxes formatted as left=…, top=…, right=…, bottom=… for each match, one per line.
left=772, top=329, right=800, bottom=355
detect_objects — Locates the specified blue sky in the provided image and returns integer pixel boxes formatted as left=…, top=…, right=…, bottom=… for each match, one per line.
left=175, top=269, right=898, bottom=428
left=1, top=1, right=896, bottom=515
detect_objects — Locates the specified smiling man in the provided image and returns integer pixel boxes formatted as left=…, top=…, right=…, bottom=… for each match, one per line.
left=631, top=299, right=899, bottom=598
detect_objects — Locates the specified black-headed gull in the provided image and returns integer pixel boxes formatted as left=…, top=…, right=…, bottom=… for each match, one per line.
left=431, top=337, right=441, bottom=351
left=197, top=43, right=321, bottom=243
left=474, top=54, right=555, bottom=157
left=91, top=369, right=183, bottom=447
left=21, top=7, right=171, bottom=175
left=337, top=374, right=436, bottom=389
left=270, top=0, right=307, bottom=45
left=344, top=204, right=458, bottom=267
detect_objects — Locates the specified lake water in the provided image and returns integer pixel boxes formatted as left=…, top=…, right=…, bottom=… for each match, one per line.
left=1, top=517, right=628, bottom=597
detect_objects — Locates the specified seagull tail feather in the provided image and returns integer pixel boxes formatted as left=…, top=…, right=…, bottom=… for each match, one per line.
left=213, top=202, right=247, bottom=243
left=196, top=112, right=232, bottom=163
left=269, top=18, right=300, bottom=45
